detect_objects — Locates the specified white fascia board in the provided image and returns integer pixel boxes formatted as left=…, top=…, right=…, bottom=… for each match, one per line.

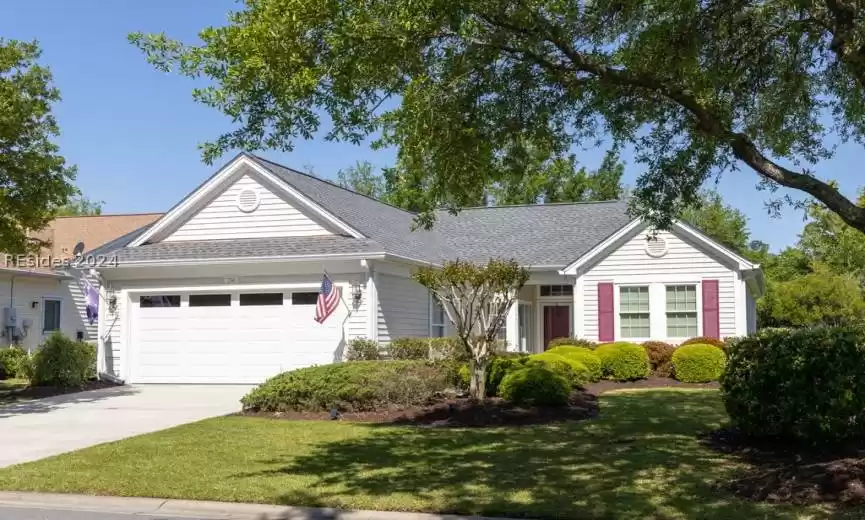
left=105, top=252, right=388, bottom=269
left=673, top=221, right=760, bottom=271
left=129, top=155, right=365, bottom=247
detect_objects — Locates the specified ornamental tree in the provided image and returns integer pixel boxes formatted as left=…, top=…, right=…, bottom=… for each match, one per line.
left=1, top=39, right=76, bottom=253
left=132, top=0, right=865, bottom=232
left=414, top=259, right=529, bottom=399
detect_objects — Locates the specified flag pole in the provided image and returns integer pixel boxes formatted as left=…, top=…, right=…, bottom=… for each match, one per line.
left=323, top=268, right=352, bottom=315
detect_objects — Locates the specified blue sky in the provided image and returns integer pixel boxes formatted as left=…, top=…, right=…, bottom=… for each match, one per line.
left=3, top=0, right=862, bottom=251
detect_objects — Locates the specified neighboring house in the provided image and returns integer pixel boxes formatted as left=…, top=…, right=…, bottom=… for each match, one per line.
left=0, top=214, right=162, bottom=351
left=87, top=153, right=764, bottom=385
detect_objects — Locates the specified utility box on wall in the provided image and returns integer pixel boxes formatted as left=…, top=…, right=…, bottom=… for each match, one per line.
left=3, top=307, right=17, bottom=328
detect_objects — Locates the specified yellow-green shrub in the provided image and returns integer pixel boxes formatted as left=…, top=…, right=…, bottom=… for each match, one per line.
left=594, top=342, right=650, bottom=381
left=546, top=346, right=602, bottom=381
left=672, top=344, right=726, bottom=383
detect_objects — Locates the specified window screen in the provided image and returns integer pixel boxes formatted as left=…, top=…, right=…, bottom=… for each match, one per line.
left=619, top=286, right=650, bottom=338
left=291, top=292, right=318, bottom=305
left=189, top=294, right=231, bottom=307
left=43, top=299, right=61, bottom=332
left=139, top=295, right=181, bottom=308
left=666, top=285, right=698, bottom=337
left=239, top=293, right=284, bottom=306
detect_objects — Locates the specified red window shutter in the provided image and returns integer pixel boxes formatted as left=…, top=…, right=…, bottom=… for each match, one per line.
left=598, top=282, right=614, bottom=342
left=702, top=280, right=720, bottom=339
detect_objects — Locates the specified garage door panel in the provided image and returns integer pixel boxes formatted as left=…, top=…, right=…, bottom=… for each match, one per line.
left=131, top=289, right=342, bottom=384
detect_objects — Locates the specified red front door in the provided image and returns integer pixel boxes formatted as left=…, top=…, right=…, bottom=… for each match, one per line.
left=543, top=306, right=571, bottom=349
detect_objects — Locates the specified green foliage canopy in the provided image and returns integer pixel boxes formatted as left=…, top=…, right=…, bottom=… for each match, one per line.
left=0, top=39, right=76, bottom=253
left=131, top=0, right=865, bottom=232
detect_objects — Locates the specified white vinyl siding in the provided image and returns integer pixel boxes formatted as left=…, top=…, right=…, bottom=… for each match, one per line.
left=346, top=273, right=369, bottom=342
left=0, top=276, right=84, bottom=352
left=68, top=270, right=98, bottom=341
left=163, top=175, right=332, bottom=242
left=376, top=274, right=430, bottom=343
left=581, top=228, right=738, bottom=342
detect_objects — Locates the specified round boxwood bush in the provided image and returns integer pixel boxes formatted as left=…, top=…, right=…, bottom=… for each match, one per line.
left=485, top=353, right=529, bottom=396
left=671, top=344, right=726, bottom=382
left=499, top=366, right=570, bottom=406
left=681, top=336, right=726, bottom=353
left=546, top=346, right=602, bottom=382
left=546, top=337, right=596, bottom=349
left=642, top=341, right=676, bottom=378
left=526, top=352, right=589, bottom=388
left=241, top=360, right=458, bottom=412
left=345, top=338, right=381, bottom=361
left=594, top=342, right=650, bottom=381
left=722, top=326, right=865, bottom=445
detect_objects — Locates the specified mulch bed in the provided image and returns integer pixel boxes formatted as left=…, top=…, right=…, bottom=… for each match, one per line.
left=702, top=427, right=865, bottom=506
left=585, top=376, right=719, bottom=395
left=0, top=380, right=118, bottom=404
left=241, top=390, right=599, bottom=427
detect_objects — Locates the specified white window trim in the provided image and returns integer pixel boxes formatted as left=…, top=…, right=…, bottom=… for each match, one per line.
left=664, top=284, right=701, bottom=340
left=615, top=284, right=651, bottom=340
left=42, top=297, right=62, bottom=334
left=613, top=281, right=703, bottom=342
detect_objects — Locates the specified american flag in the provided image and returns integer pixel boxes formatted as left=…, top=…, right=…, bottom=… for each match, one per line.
left=314, top=274, right=341, bottom=324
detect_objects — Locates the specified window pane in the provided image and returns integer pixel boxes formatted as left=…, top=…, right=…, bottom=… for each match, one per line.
left=620, top=286, right=649, bottom=313
left=620, top=312, right=650, bottom=338
left=540, top=285, right=573, bottom=297
left=432, top=300, right=445, bottom=324
left=666, top=312, right=698, bottom=337
left=239, top=293, right=283, bottom=306
left=43, top=300, right=61, bottom=331
left=189, top=294, right=231, bottom=307
left=291, top=292, right=318, bottom=305
left=666, top=285, right=696, bottom=312
left=140, top=295, right=180, bottom=308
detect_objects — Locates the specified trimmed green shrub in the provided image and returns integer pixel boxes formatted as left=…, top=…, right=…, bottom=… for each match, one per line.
left=594, top=342, right=650, bottom=381
left=546, top=346, right=602, bottom=382
left=486, top=353, right=529, bottom=396
left=0, top=346, right=31, bottom=380
left=242, top=360, right=459, bottom=412
left=546, top=337, right=596, bottom=349
left=388, top=338, right=429, bottom=359
left=526, top=352, right=590, bottom=388
left=672, top=344, right=726, bottom=382
left=499, top=366, right=570, bottom=406
left=31, top=333, right=95, bottom=388
left=642, top=341, right=676, bottom=378
left=345, top=338, right=381, bottom=361
left=681, top=336, right=726, bottom=352
left=722, top=326, right=865, bottom=445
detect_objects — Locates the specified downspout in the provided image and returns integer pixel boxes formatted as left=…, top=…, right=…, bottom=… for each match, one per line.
left=84, top=268, right=125, bottom=384
left=4, top=276, right=14, bottom=347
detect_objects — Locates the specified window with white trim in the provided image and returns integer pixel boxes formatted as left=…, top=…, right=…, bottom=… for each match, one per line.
left=540, top=285, right=573, bottom=297
left=619, top=286, right=649, bottom=338
left=43, top=299, right=61, bottom=332
left=666, top=285, right=698, bottom=337
left=431, top=298, right=446, bottom=338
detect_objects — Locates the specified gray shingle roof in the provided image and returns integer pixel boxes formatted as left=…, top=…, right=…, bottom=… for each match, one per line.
left=112, top=235, right=384, bottom=264
left=433, top=200, right=633, bottom=266
left=97, top=154, right=634, bottom=267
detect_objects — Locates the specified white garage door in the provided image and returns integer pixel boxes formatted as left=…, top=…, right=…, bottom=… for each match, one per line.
left=129, top=290, right=343, bottom=384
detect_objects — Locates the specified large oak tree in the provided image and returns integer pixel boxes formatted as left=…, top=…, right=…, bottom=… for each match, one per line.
left=132, top=0, right=865, bottom=230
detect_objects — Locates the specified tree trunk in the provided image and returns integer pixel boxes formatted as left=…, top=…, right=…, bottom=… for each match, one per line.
left=469, top=357, right=488, bottom=400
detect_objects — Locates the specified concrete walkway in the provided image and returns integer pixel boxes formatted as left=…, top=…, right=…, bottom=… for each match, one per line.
left=0, top=492, right=518, bottom=520
left=0, top=384, right=251, bottom=468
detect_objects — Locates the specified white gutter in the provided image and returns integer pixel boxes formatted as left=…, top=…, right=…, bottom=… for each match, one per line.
left=102, top=252, right=389, bottom=268
left=0, top=267, right=72, bottom=280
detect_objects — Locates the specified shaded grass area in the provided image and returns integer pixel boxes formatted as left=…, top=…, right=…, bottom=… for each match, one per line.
left=0, top=378, right=30, bottom=403
left=0, top=390, right=849, bottom=519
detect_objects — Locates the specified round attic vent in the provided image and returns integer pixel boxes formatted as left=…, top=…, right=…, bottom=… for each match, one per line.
left=236, top=189, right=260, bottom=213
left=645, top=236, right=668, bottom=258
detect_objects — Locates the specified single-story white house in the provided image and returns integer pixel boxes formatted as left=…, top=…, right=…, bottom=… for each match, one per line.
left=86, top=153, right=764, bottom=384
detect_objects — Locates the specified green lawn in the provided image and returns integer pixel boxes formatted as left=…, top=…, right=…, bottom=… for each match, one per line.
left=0, top=389, right=845, bottom=519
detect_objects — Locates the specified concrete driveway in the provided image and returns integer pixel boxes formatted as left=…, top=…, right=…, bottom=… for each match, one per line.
left=0, top=385, right=252, bottom=468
